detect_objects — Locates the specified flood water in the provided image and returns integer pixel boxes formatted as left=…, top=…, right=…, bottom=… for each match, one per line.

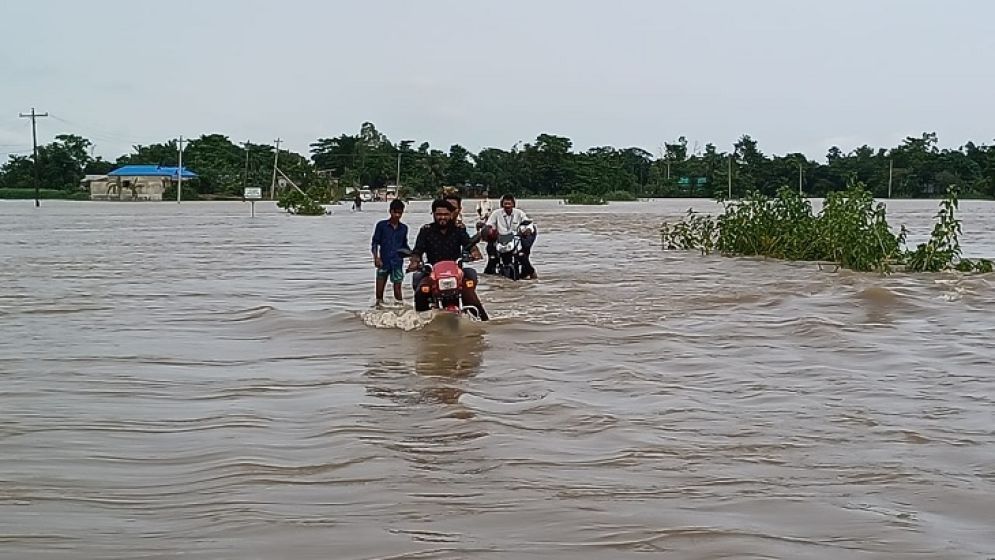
left=1, top=198, right=993, bottom=559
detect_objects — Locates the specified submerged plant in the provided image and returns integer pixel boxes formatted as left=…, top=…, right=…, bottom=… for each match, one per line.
left=277, top=189, right=326, bottom=216
left=564, top=192, right=607, bottom=205
left=661, top=183, right=990, bottom=274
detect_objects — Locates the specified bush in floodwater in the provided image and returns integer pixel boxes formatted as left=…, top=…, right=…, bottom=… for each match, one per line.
left=604, top=190, right=638, bottom=202
left=903, top=187, right=993, bottom=272
left=660, top=183, right=992, bottom=273
left=277, top=189, right=326, bottom=215
left=564, top=192, right=606, bottom=205
left=813, top=185, right=902, bottom=272
left=0, top=188, right=90, bottom=200
left=716, top=187, right=824, bottom=261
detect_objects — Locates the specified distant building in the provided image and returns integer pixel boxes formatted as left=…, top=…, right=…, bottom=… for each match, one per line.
left=345, top=186, right=374, bottom=202
left=89, top=165, right=197, bottom=201
left=374, top=185, right=398, bottom=201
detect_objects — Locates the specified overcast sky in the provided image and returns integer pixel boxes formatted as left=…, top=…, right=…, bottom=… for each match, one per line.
left=1, top=0, right=992, bottom=162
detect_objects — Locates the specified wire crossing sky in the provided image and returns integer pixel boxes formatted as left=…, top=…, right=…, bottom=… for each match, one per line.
left=2, top=0, right=992, bottom=161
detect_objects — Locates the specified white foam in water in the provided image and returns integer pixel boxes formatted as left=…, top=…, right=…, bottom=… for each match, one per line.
left=361, top=307, right=433, bottom=331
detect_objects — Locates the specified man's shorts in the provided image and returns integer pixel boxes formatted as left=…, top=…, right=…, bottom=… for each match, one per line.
left=377, top=265, right=405, bottom=284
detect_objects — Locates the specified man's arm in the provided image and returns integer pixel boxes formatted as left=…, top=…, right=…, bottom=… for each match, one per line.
left=408, top=226, right=427, bottom=270
left=400, top=224, right=411, bottom=251
left=458, top=227, right=483, bottom=261
left=517, top=209, right=534, bottom=236
left=371, top=222, right=383, bottom=267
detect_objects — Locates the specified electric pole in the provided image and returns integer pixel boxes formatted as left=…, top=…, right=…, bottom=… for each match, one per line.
left=798, top=161, right=804, bottom=196
left=396, top=152, right=401, bottom=187
left=270, top=138, right=282, bottom=199
left=18, top=108, right=49, bottom=207
left=242, top=140, right=250, bottom=193
left=888, top=159, right=894, bottom=198
left=177, top=136, right=185, bottom=203
left=727, top=155, right=733, bottom=199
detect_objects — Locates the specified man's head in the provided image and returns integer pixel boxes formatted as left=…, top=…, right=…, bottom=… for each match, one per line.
left=431, top=199, right=456, bottom=228
left=388, top=199, right=404, bottom=221
left=501, top=193, right=516, bottom=214
left=482, top=191, right=489, bottom=199
left=444, top=192, right=463, bottom=218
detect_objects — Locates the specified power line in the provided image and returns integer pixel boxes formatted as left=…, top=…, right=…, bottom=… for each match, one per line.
left=18, top=108, right=49, bottom=208
left=47, top=114, right=145, bottom=144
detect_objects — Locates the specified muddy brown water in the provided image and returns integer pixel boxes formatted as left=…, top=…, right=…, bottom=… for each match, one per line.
left=1, top=198, right=993, bottom=559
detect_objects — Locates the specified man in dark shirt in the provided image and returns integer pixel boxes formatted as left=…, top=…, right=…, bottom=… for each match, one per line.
left=408, top=199, right=489, bottom=320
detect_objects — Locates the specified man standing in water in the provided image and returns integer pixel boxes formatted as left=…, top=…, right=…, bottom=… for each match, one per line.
left=475, top=191, right=494, bottom=225
left=371, top=199, right=409, bottom=307
left=408, top=199, right=489, bottom=320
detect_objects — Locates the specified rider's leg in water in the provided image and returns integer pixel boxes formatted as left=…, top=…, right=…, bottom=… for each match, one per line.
left=519, top=232, right=537, bottom=279
left=460, top=268, right=489, bottom=320
left=412, top=271, right=431, bottom=312
left=484, top=241, right=497, bottom=274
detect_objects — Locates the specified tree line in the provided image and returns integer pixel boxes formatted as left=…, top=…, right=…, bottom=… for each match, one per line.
left=2, top=122, right=994, bottom=199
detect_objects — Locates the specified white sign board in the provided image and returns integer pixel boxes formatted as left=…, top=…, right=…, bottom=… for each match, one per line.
left=244, top=187, right=262, bottom=199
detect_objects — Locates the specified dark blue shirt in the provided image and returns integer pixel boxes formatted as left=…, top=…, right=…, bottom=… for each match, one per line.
left=371, top=219, right=409, bottom=269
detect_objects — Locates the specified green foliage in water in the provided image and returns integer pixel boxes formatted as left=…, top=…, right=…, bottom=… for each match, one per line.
left=604, top=190, right=638, bottom=202
left=903, top=187, right=993, bottom=272
left=564, top=192, right=606, bottom=205
left=0, top=188, right=89, bottom=200
left=661, top=184, right=992, bottom=273
left=277, top=189, right=326, bottom=216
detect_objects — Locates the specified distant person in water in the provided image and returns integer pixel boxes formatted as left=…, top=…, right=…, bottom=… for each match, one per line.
left=371, top=199, right=409, bottom=306
left=353, top=192, right=363, bottom=211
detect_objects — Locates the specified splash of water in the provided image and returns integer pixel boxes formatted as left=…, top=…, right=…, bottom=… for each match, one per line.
left=361, top=307, right=433, bottom=330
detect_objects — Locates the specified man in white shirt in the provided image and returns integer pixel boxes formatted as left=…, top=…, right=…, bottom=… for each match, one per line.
left=484, top=194, right=537, bottom=279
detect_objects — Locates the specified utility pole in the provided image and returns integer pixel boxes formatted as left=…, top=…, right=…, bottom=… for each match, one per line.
left=727, top=155, right=733, bottom=199
left=395, top=152, right=401, bottom=187
left=270, top=138, right=282, bottom=199
left=18, top=108, right=49, bottom=208
left=798, top=161, right=804, bottom=196
left=177, top=136, right=185, bottom=203
left=242, top=140, right=250, bottom=192
left=888, top=159, right=894, bottom=198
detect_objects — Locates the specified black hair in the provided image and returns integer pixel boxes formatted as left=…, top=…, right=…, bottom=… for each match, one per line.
left=500, top=193, right=516, bottom=204
left=432, top=199, right=456, bottom=213
left=444, top=192, right=462, bottom=205
left=389, top=199, right=405, bottom=212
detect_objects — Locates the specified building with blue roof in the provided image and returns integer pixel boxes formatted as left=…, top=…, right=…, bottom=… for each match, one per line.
left=88, top=165, right=198, bottom=201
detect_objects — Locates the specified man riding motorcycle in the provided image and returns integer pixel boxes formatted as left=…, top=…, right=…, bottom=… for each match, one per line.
left=407, top=199, right=490, bottom=321
left=483, top=194, right=537, bottom=279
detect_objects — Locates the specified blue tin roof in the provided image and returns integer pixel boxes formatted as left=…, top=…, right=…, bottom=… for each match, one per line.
left=108, top=165, right=198, bottom=178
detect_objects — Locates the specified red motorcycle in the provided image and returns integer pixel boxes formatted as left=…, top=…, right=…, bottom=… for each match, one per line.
left=414, top=259, right=482, bottom=319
